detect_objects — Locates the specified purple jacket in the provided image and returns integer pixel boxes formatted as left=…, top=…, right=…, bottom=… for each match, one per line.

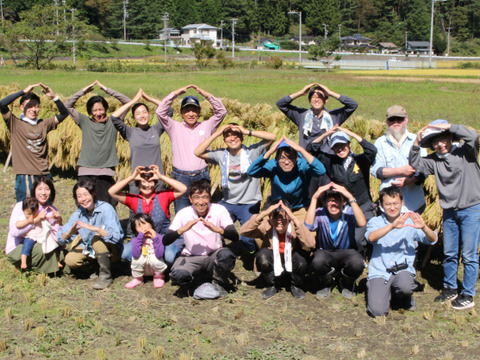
left=131, top=233, right=165, bottom=259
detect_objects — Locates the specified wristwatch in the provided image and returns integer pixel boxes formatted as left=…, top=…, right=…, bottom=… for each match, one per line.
left=348, top=198, right=357, bottom=204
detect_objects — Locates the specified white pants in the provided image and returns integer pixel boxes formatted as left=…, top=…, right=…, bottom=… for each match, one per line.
left=131, top=252, right=167, bottom=278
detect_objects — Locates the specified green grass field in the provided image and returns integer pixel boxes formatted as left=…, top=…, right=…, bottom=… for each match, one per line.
left=1, top=67, right=479, bottom=128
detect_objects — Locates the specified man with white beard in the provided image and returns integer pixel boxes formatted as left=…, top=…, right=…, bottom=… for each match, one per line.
left=371, top=106, right=427, bottom=213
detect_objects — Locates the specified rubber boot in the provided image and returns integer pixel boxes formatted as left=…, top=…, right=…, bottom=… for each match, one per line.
left=93, top=253, right=113, bottom=290
left=316, top=267, right=335, bottom=299
left=340, top=268, right=357, bottom=299
left=262, top=271, right=278, bottom=300
left=290, top=272, right=306, bottom=299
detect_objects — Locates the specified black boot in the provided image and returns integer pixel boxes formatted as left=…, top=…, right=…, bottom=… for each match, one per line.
left=262, top=271, right=278, bottom=300
left=340, top=268, right=357, bottom=299
left=316, top=267, right=335, bottom=299
left=290, top=272, right=306, bottom=299
left=93, top=253, right=113, bottom=290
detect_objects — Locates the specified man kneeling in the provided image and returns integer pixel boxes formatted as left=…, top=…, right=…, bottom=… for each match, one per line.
left=366, top=186, right=437, bottom=317
left=305, top=183, right=366, bottom=299
left=240, top=200, right=314, bottom=300
left=163, top=179, right=239, bottom=297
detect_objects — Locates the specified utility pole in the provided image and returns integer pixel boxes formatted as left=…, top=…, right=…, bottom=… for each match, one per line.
left=123, top=0, right=129, bottom=41
left=446, top=27, right=451, bottom=57
left=54, top=0, right=59, bottom=35
left=288, top=11, right=302, bottom=66
left=338, top=24, right=342, bottom=51
left=231, top=18, right=237, bottom=58
left=220, top=20, right=224, bottom=49
left=1, top=0, right=5, bottom=27
left=71, top=8, right=76, bottom=64
left=162, top=12, right=169, bottom=63
left=62, top=0, right=66, bottom=22
left=429, top=0, right=447, bottom=67
left=405, top=31, right=408, bottom=54
left=322, top=24, right=328, bottom=40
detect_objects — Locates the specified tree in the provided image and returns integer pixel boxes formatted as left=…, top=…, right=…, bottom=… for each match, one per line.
left=309, top=35, right=341, bottom=72
left=4, top=4, right=96, bottom=69
left=304, top=0, right=341, bottom=36
left=192, top=42, right=216, bottom=68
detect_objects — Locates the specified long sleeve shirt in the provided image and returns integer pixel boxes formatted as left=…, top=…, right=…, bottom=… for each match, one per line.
left=240, top=214, right=315, bottom=250
left=366, top=214, right=436, bottom=281
left=276, top=94, right=358, bottom=150
left=371, top=132, right=427, bottom=212
left=64, top=88, right=130, bottom=175
left=307, top=139, right=377, bottom=210
left=155, top=92, right=227, bottom=171
left=7, top=202, right=60, bottom=254
left=57, top=201, right=123, bottom=248
left=131, top=232, right=164, bottom=259
left=409, top=124, right=480, bottom=210
left=247, top=153, right=326, bottom=210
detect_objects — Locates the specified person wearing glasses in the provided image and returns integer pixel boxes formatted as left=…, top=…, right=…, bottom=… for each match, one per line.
left=276, top=83, right=358, bottom=197
left=371, top=106, right=427, bottom=214
left=163, top=179, right=239, bottom=298
left=247, top=135, right=326, bottom=223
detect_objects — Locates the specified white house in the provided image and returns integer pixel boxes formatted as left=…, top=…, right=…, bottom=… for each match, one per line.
left=180, top=24, right=218, bottom=47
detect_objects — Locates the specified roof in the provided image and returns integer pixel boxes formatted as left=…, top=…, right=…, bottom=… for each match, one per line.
left=341, top=34, right=371, bottom=41
left=378, top=42, right=398, bottom=48
left=407, top=41, right=430, bottom=47
left=181, top=23, right=218, bottom=31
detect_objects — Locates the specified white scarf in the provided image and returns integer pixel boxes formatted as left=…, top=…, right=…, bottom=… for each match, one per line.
left=221, top=146, right=251, bottom=189
left=20, top=113, right=39, bottom=125
left=303, top=109, right=333, bottom=137
left=387, top=132, right=408, bottom=150
left=272, top=223, right=292, bottom=276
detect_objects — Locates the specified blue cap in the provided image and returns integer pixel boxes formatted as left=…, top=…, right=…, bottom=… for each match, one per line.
left=181, top=95, right=200, bottom=109
left=330, top=131, right=350, bottom=148
left=277, top=139, right=291, bottom=149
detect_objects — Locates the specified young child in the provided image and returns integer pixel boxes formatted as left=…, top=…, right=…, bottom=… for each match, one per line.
left=16, top=198, right=62, bottom=269
left=126, top=213, right=168, bottom=289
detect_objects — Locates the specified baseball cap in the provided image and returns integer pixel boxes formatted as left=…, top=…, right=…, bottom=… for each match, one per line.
left=386, top=105, right=407, bottom=119
left=330, top=131, right=350, bottom=148
left=181, top=95, right=200, bottom=109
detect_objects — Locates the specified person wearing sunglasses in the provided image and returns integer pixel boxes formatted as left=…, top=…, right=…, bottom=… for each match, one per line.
left=371, top=105, right=427, bottom=214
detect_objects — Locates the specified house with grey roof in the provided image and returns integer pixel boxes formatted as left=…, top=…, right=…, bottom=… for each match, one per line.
left=406, top=41, right=431, bottom=55
left=181, top=24, right=218, bottom=47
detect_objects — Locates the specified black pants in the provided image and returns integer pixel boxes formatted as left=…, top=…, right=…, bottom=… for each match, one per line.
left=256, top=247, right=310, bottom=286
left=310, top=249, right=364, bottom=278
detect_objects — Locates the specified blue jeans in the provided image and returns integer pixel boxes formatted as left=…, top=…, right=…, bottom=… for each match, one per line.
left=15, top=174, right=53, bottom=202
left=121, top=237, right=183, bottom=268
left=442, top=203, right=480, bottom=296
left=219, top=200, right=260, bottom=253
left=171, top=168, right=210, bottom=213
left=21, top=238, right=36, bottom=256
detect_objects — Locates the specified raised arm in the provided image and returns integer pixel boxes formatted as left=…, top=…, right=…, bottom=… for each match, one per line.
left=150, top=165, right=187, bottom=199
left=107, top=166, right=143, bottom=204
left=194, top=124, right=230, bottom=160
left=0, top=83, right=40, bottom=118
left=305, top=183, right=332, bottom=226
left=111, top=89, right=142, bottom=119
left=192, top=85, right=227, bottom=129
left=330, top=183, right=366, bottom=227
left=234, top=124, right=276, bottom=147
left=39, top=84, right=69, bottom=125
left=64, top=81, right=98, bottom=123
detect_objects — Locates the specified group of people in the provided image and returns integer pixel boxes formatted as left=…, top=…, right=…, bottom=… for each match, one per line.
left=3, top=81, right=479, bottom=316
